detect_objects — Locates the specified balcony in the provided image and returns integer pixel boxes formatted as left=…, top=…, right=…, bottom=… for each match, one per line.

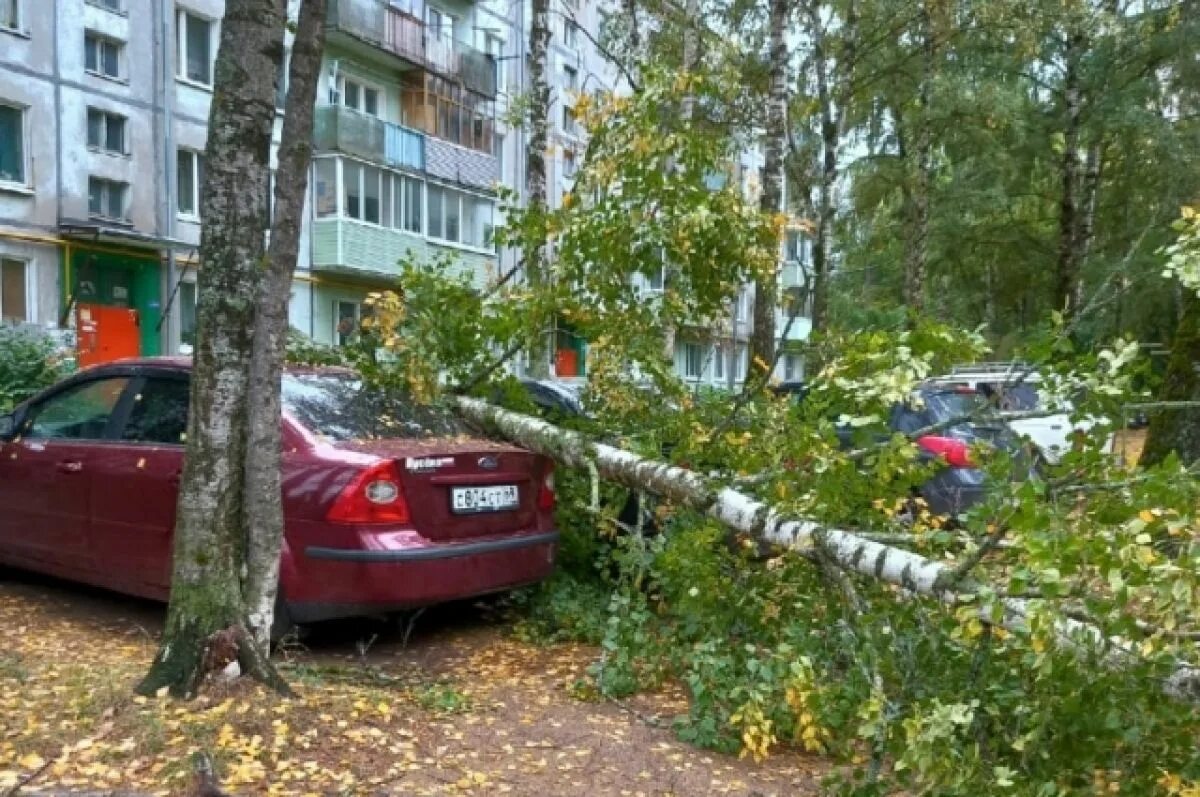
left=311, top=218, right=493, bottom=284
left=326, top=0, right=498, bottom=98
left=314, top=106, right=425, bottom=172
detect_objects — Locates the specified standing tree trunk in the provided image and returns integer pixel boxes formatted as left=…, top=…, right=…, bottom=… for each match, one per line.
left=1056, top=27, right=1085, bottom=321
left=808, top=2, right=837, bottom=333
left=525, top=0, right=552, bottom=378
left=1141, top=294, right=1200, bottom=466
left=902, top=0, right=934, bottom=315
left=747, top=0, right=789, bottom=381
left=242, top=0, right=327, bottom=649
left=138, top=0, right=287, bottom=699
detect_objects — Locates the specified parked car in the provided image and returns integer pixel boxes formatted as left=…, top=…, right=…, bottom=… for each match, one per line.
left=928, top=362, right=1103, bottom=464
left=776, top=381, right=1032, bottom=516
left=0, top=358, right=559, bottom=632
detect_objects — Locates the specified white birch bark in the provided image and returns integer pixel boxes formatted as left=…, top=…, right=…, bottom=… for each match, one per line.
left=455, top=397, right=1200, bottom=702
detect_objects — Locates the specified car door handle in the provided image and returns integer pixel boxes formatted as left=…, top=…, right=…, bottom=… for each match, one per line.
left=57, top=460, right=84, bottom=474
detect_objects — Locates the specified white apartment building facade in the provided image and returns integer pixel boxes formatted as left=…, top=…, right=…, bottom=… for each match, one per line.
left=0, top=0, right=810, bottom=382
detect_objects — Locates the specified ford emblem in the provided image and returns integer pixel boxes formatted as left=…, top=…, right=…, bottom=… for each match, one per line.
left=478, top=455, right=499, bottom=470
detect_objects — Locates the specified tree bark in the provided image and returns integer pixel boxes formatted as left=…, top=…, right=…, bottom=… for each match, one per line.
left=808, top=3, right=836, bottom=333
left=1141, top=294, right=1200, bottom=466
left=242, top=0, right=327, bottom=649
left=455, top=397, right=1200, bottom=701
left=138, top=0, right=288, bottom=699
left=902, top=0, right=934, bottom=315
left=747, top=0, right=789, bottom=381
left=1056, top=27, right=1086, bottom=321
left=525, top=0, right=552, bottom=378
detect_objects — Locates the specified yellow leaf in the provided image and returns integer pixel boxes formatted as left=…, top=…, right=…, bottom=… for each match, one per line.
left=1138, top=509, right=1155, bottom=523
left=18, top=753, right=46, bottom=770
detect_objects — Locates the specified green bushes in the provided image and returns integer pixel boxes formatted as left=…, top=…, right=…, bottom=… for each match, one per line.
left=0, top=326, right=72, bottom=412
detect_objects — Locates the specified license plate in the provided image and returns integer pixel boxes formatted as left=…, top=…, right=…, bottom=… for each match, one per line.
left=451, top=485, right=519, bottom=514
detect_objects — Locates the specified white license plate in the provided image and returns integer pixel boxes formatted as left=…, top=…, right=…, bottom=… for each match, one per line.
left=451, top=485, right=519, bottom=514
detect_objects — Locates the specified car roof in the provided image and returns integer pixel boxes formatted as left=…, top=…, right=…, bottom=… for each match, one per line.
left=86, top=356, right=355, bottom=376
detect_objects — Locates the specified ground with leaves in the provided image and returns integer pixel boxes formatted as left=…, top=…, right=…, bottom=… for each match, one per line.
left=0, top=569, right=826, bottom=796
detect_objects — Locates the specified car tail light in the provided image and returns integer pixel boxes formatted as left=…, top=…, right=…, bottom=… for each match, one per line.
left=916, top=435, right=974, bottom=468
left=327, top=461, right=411, bottom=524
left=537, top=465, right=556, bottom=511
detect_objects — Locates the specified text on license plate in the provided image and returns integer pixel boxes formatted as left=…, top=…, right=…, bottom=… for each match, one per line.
left=451, top=485, right=519, bottom=514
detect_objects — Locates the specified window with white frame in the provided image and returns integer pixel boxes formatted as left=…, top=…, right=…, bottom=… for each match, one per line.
left=426, top=182, right=492, bottom=247
left=88, top=177, right=128, bottom=220
left=735, top=288, right=750, bottom=321
left=334, top=300, right=361, bottom=347
left=681, top=342, right=704, bottom=380
left=0, top=257, right=30, bottom=324
left=1, top=0, right=20, bottom=30
left=561, top=66, right=578, bottom=134
left=645, top=265, right=665, bottom=293
left=563, top=18, right=579, bottom=49
left=87, top=108, right=126, bottom=154
left=713, top=345, right=725, bottom=380
left=177, top=10, right=214, bottom=86
left=314, top=158, right=337, bottom=217
left=336, top=75, right=382, bottom=117
left=91, top=0, right=123, bottom=12
left=0, top=102, right=26, bottom=184
left=735, top=343, right=748, bottom=380
left=562, top=148, right=577, bottom=180
left=177, top=149, right=204, bottom=218
left=84, top=32, right=123, bottom=79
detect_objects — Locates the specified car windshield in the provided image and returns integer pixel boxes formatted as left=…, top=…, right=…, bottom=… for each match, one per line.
left=922, top=390, right=987, bottom=422
left=282, top=373, right=467, bottom=441
left=978, top=381, right=1040, bottom=411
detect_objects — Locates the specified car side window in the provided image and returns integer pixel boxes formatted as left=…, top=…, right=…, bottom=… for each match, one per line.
left=121, top=378, right=190, bottom=445
left=24, top=378, right=131, bottom=441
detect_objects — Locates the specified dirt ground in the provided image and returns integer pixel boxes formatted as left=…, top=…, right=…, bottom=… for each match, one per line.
left=0, top=569, right=827, bottom=796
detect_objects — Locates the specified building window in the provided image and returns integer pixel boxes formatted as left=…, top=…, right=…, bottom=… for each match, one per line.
left=1, top=0, right=20, bottom=31
left=735, top=343, right=748, bottom=380
left=563, top=18, right=579, bottom=49
left=0, top=257, right=30, bottom=324
left=713, top=345, right=725, bottom=380
left=0, top=102, right=26, bottom=184
left=426, top=7, right=454, bottom=42
left=84, top=32, right=123, bottom=79
left=562, top=149, right=577, bottom=180
left=88, top=177, right=128, bottom=220
left=682, top=343, right=704, bottom=380
left=177, top=10, right=214, bottom=86
left=485, top=34, right=506, bottom=93
left=86, top=108, right=126, bottom=154
left=314, top=158, right=337, bottom=217
left=336, top=76, right=381, bottom=117
left=426, top=183, right=445, bottom=239
left=645, top=265, right=665, bottom=292
left=177, top=149, right=204, bottom=218
left=91, top=0, right=123, bottom=12
left=401, top=72, right=494, bottom=154
left=785, top=230, right=803, bottom=262
left=400, top=176, right=421, bottom=233
left=736, top=288, right=750, bottom=321
left=179, top=281, right=197, bottom=348
left=425, top=183, right=492, bottom=247
left=783, top=353, right=802, bottom=382
left=335, top=300, right=361, bottom=347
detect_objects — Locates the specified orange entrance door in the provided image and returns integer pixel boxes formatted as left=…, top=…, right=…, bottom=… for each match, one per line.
left=76, top=303, right=141, bottom=368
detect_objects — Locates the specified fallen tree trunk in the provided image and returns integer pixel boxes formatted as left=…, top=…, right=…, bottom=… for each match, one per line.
left=455, top=397, right=1200, bottom=702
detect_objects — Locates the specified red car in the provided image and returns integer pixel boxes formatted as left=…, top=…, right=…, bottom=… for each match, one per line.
left=0, top=358, right=558, bottom=632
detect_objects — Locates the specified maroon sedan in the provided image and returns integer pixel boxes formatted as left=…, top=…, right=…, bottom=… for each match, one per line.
left=0, top=358, right=558, bottom=631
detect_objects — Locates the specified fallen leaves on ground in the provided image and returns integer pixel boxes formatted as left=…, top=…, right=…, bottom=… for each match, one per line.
left=0, top=583, right=824, bottom=795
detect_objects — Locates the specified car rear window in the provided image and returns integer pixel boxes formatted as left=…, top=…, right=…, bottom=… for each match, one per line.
left=282, top=373, right=467, bottom=441
left=923, top=390, right=987, bottom=422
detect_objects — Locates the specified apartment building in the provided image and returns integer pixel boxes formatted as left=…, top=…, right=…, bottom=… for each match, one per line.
left=0, top=0, right=810, bottom=381
left=0, top=0, right=513, bottom=358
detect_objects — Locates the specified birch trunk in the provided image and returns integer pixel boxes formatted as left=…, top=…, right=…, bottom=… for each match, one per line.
left=242, top=0, right=327, bottom=649
left=139, top=0, right=288, bottom=698
left=525, top=0, right=552, bottom=378
left=902, top=0, right=933, bottom=314
left=747, top=0, right=789, bottom=379
left=455, top=397, right=1200, bottom=702
left=1056, top=27, right=1085, bottom=321
left=808, top=3, right=836, bottom=333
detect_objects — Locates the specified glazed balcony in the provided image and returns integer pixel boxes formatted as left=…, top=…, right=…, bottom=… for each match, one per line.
left=326, top=0, right=498, bottom=98
left=314, top=105, right=426, bottom=172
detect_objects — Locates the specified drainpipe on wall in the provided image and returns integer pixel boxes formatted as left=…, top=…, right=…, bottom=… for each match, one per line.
left=160, top=0, right=178, bottom=354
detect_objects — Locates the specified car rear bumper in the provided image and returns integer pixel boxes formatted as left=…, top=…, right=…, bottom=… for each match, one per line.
left=285, top=529, right=558, bottom=623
